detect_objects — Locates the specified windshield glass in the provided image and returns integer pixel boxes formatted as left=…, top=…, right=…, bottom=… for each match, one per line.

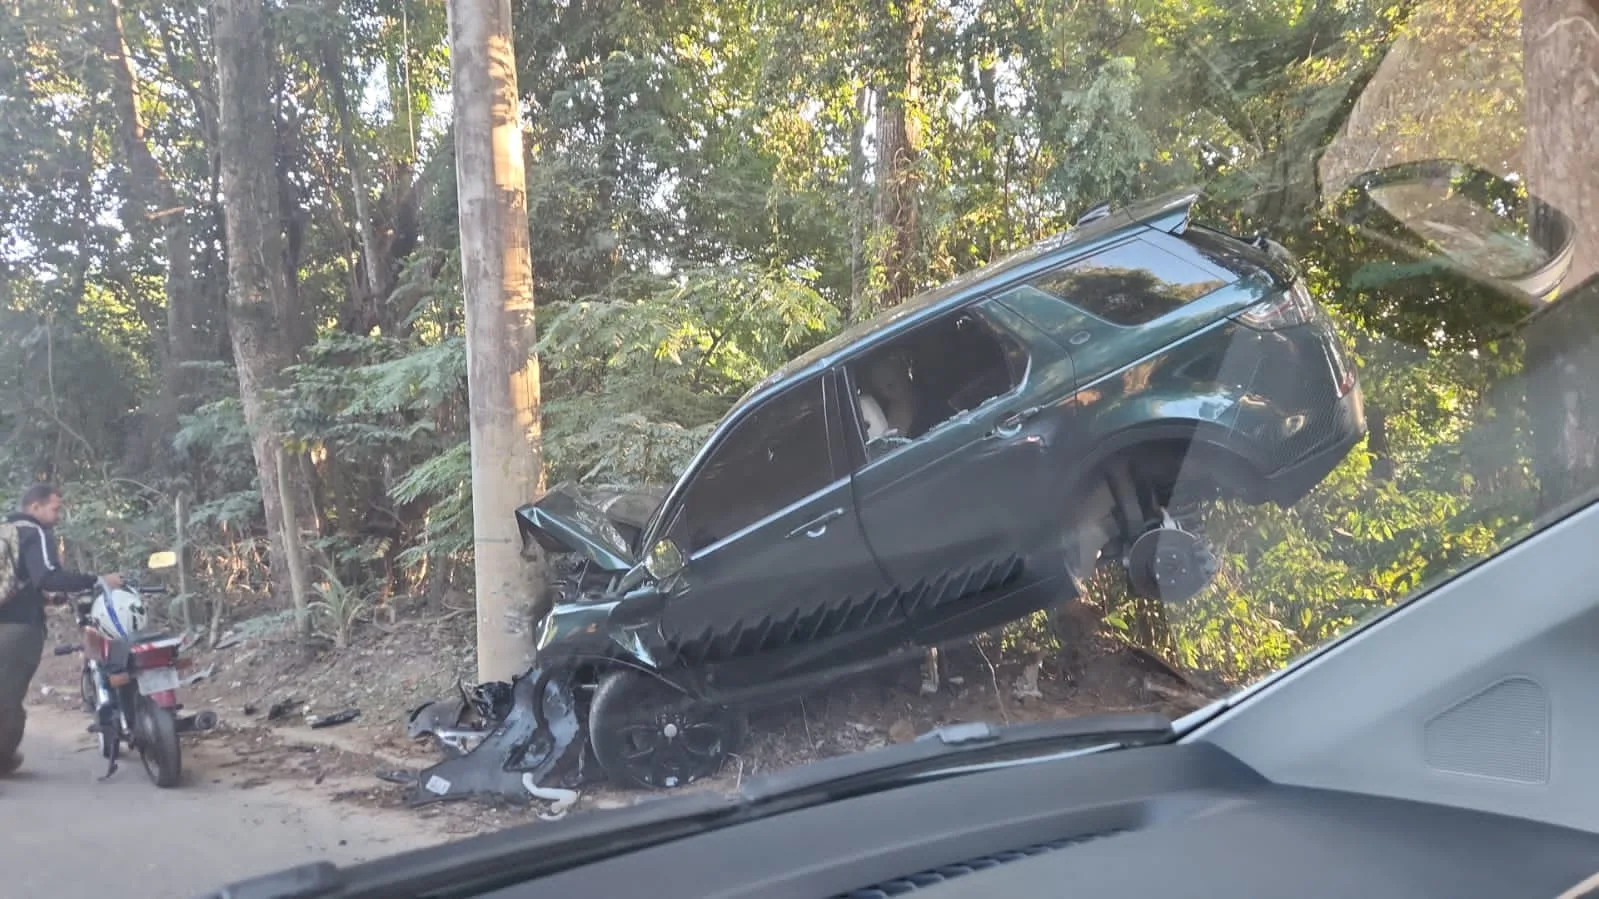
left=9, top=0, right=1599, bottom=894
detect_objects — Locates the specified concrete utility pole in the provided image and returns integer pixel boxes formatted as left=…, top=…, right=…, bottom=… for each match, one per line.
left=446, top=0, right=546, bottom=682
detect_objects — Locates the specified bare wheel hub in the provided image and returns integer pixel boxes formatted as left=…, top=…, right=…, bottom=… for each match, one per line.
left=1125, top=517, right=1218, bottom=604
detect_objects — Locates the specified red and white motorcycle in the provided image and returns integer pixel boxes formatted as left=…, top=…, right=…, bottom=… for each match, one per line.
left=53, top=550, right=216, bottom=787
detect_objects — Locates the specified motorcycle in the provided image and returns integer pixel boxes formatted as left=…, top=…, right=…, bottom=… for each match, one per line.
left=52, top=550, right=217, bottom=787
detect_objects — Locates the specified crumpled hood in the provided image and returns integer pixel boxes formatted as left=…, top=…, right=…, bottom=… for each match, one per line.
left=515, top=482, right=667, bottom=573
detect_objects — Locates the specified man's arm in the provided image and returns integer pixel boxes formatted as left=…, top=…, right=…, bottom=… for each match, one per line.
left=19, top=525, right=98, bottom=594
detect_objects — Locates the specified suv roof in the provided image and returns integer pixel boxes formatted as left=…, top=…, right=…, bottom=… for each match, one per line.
left=739, top=188, right=1205, bottom=409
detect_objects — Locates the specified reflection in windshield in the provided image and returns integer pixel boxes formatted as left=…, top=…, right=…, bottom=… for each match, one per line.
left=1367, top=182, right=1550, bottom=279
left=6, top=0, right=1599, bottom=889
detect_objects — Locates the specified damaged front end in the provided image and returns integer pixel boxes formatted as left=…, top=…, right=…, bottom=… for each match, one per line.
left=398, top=482, right=673, bottom=809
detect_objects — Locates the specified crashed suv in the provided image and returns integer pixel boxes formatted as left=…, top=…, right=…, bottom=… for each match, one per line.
left=410, top=189, right=1366, bottom=799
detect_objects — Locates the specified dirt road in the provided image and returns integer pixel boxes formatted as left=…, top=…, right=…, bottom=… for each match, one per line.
left=0, top=703, right=447, bottom=899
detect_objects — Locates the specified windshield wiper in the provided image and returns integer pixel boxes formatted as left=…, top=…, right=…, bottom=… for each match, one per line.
left=200, top=713, right=1172, bottom=899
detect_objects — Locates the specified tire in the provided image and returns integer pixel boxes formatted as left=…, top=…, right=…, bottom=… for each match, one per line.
left=79, top=665, right=96, bottom=713
left=135, top=697, right=182, bottom=788
left=588, top=670, right=744, bottom=791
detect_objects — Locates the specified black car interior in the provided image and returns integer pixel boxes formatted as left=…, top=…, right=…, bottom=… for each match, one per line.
left=851, top=310, right=1025, bottom=451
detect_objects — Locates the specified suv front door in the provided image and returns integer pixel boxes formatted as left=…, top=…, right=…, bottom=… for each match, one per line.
left=653, top=373, right=888, bottom=665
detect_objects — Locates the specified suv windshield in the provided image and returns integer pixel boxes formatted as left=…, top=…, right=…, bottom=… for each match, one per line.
left=8, top=0, right=1599, bottom=896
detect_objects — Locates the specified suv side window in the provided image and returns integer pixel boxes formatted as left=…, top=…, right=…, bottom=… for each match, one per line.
left=847, top=306, right=1028, bottom=461
left=672, top=377, right=832, bottom=553
left=1030, top=239, right=1228, bottom=326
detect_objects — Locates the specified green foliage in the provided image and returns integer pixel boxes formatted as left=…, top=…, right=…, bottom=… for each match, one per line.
left=308, top=565, right=374, bottom=649
left=0, top=0, right=1572, bottom=698
left=538, top=263, right=839, bottom=484
left=389, top=439, right=473, bottom=569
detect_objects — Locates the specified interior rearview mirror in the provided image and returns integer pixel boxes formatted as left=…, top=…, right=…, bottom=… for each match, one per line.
left=147, top=550, right=178, bottom=571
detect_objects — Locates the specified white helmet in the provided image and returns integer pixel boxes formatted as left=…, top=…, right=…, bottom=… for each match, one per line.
left=90, top=585, right=148, bottom=641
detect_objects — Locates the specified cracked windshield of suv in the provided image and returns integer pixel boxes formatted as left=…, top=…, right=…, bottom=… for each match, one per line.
left=2, top=0, right=1597, bottom=893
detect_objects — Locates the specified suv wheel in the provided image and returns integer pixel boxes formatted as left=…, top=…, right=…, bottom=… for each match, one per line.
left=1124, top=513, right=1220, bottom=603
left=588, top=670, right=745, bottom=790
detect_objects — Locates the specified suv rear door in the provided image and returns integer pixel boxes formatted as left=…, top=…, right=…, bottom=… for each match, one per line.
left=843, top=298, right=1077, bottom=634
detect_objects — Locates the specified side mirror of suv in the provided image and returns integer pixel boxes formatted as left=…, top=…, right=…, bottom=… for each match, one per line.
left=645, top=539, right=685, bottom=581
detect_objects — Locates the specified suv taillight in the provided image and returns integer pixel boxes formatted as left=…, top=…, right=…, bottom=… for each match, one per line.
left=1235, top=279, right=1316, bottom=330
left=1327, top=334, right=1357, bottom=397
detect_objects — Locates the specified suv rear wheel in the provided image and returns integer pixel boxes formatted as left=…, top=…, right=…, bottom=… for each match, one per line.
left=1070, top=446, right=1230, bottom=603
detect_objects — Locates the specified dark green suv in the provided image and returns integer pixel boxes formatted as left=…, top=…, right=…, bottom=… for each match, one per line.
left=419, top=189, right=1365, bottom=796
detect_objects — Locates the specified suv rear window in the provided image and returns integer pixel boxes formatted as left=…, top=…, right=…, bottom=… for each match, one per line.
left=1030, top=239, right=1229, bottom=326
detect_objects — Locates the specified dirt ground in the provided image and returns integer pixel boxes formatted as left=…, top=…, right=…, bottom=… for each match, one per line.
left=31, top=595, right=1217, bottom=835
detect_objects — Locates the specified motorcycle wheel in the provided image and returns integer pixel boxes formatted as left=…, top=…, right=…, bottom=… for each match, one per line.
left=79, top=664, right=95, bottom=712
left=135, top=697, right=182, bottom=788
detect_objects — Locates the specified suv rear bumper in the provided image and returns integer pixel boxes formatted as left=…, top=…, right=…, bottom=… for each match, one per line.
left=1258, top=384, right=1367, bottom=507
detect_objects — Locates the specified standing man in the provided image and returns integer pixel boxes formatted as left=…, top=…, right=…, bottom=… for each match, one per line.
left=0, top=483, right=123, bottom=774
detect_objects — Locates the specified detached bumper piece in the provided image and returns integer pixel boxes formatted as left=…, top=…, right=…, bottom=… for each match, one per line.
left=402, top=666, right=589, bottom=807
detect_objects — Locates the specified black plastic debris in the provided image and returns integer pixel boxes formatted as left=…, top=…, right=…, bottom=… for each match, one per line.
left=406, top=697, right=466, bottom=740
left=464, top=680, right=514, bottom=721
left=406, top=678, right=524, bottom=759
left=405, top=666, right=590, bottom=806
left=266, top=698, right=302, bottom=721
left=309, top=708, right=360, bottom=729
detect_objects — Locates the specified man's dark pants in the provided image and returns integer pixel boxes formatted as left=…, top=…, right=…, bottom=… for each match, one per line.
left=0, top=621, right=45, bottom=762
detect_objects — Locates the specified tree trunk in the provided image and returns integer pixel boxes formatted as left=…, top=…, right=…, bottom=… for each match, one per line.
left=213, top=0, right=316, bottom=619
left=1524, top=0, right=1599, bottom=285
left=447, top=0, right=546, bottom=682
left=847, top=86, right=871, bottom=320
left=867, top=0, right=927, bottom=318
left=276, top=445, right=312, bottom=637
left=320, top=22, right=393, bottom=311
left=1522, top=0, right=1599, bottom=513
left=96, top=0, right=203, bottom=450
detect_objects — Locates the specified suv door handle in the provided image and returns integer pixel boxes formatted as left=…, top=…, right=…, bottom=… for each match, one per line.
left=991, top=405, right=1043, bottom=438
left=787, top=508, right=845, bottom=540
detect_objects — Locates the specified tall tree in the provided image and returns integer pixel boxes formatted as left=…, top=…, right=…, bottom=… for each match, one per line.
left=1523, top=0, right=1599, bottom=511
left=866, top=0, right=928, bottom=317
left=213, top=0, right=315, bottom=632
left=447, top=0, right=545, bottom=681
left=93, top=0, right=219, bottom=470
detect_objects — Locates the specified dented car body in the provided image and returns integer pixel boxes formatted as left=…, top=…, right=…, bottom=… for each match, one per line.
left=411, top=189, right=1367, bottom=799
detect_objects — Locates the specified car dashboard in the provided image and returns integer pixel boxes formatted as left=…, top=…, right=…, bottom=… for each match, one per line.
left=475, top=741, right=1599, bottom=899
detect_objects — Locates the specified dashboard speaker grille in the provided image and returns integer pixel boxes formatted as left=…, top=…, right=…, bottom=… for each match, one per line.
left=1423, top=675, right=1549, bottom=784
left=833, top=830, right=1125, bottom=899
